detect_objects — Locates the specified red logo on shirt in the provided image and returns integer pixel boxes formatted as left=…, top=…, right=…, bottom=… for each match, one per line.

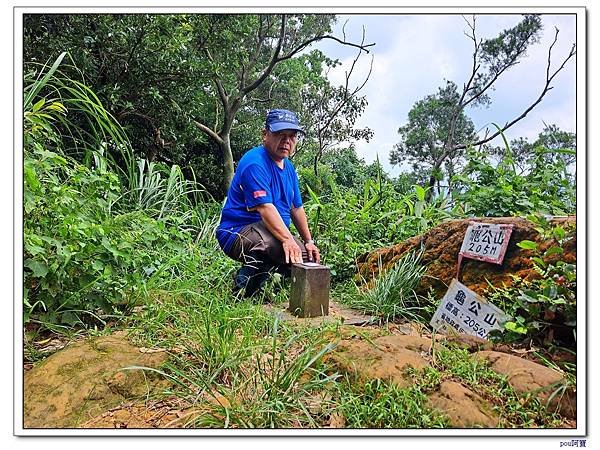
left=253, top=190, right=267, bottom=198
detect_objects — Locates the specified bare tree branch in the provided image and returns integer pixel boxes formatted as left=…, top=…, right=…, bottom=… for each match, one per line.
left=118, top=21, right=147, bottom=82
left=116, top=110, right=155, bottom=124
left=241, top=15, right=374, bottom=133
left=424, top=17, right=574, bottom=198
left=318, top=53, right=373, bottom=137
left=241, top=14, right=287, bottom=95
left=457, top=29, right=576, bottom=150
left=250, top=79, right=277, bottom=103
left=213, top=99, right=220, bottom=131
left=462, top=16, right=480, bottom=95
left=341, top=19, right=349, bottom=41
left=202, top=47, right=230, bottom=110
left=310, top=26, right=374, bottom=175
left=444, top=15, right=479, bottom=166
left=461, top=15, right=539, bottom=110
left=277, top=34, right=374, bottom=64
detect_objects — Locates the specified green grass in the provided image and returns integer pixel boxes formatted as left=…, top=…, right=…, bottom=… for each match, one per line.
left=28, top=231, right=573, bottom=429
left=123, top=244, right=339, bottom=427
left=425, top=344, right=566, bottom=428
left=120, top=235, right=570, bottom=429
left=187, top=322, right=339, bottom=428
left=347, top=249, right=428, bottom=323
left=336, top=377, right=450, bottom=428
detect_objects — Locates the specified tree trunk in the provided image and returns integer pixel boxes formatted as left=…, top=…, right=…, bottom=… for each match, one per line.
left=220, top=134, right=234, bottom=196
left=427, top=173, right=436, bottom=201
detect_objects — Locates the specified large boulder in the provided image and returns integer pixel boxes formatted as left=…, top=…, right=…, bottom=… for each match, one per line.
left=356, top=216, right=576, bottom=297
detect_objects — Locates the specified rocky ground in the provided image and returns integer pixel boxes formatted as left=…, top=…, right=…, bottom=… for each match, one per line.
left=22, top=216, right=577, bottom=429
left=22, top=321, right=576, bottom=429
left=325, top=325, right=576, bottom=428
left=23, top=331, right=174, bottom=428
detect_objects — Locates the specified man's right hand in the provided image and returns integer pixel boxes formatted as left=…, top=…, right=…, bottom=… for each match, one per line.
left=282, top=237, right=303, bottom=264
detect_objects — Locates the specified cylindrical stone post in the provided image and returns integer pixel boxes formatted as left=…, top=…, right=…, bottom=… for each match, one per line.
left=289, top=262, right=330, bottom=318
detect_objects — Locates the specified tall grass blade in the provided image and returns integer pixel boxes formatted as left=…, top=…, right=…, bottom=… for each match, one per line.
left=24, top=52, right=67, bottom=110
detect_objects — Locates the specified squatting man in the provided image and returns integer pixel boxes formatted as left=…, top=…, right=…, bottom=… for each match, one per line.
left=216, top=109, right=321, bottom=297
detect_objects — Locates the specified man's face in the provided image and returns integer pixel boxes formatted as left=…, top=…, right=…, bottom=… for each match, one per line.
left=263, top=129, right=299, bottom=162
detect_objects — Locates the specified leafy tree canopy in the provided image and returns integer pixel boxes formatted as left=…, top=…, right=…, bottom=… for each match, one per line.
left=389, top=81, right=477, bottom=177
left=23, top=13, right=373, bottom=198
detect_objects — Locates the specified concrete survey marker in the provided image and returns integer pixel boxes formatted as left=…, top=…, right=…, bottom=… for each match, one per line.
left=289, top=262, right=330, bottom=318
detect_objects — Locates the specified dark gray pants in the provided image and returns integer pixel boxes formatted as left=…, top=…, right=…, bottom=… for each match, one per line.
left=225, top=221, right=308, bottom=265
left=225, top=221, right=308, bottom=297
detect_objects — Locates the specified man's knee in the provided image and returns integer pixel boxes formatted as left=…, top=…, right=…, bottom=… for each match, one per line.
left=226, top=223, right=266, bottom=262
left=226, top=221, right=308, bottom=266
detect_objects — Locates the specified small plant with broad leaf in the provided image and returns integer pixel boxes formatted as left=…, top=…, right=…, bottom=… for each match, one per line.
left=486, top=217, right=576, bottom=347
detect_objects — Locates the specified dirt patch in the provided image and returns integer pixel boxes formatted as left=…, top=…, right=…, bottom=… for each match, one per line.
left=474, top=350, right=576, bottom=420
left=428, top=381, right=499, bottom=428
left=326, top=327, right=575, bottom=428
left=80, top=397, right=196, bottom=428
left=356, top=216, right=576, bottom=297
left=23, top=331, right=170, bottom=428
left=325, top=334, right=432, bottom=388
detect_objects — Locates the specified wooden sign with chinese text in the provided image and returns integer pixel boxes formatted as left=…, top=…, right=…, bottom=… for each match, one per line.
left=459, top=222, right=514, bottom=265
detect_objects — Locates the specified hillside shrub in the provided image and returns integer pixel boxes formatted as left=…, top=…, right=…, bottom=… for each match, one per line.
left=452, top=147, right=575, bottom=217
left=486, top=217, right=576, bottom=349
left=23, top=54, right=204, bottom=327
left=24, top=146, right=199, bottom=326
left=303, top=177, right=456, bottom=280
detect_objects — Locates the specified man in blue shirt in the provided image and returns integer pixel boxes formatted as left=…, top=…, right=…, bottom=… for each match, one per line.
left=216, top=109, right=321, bottom=297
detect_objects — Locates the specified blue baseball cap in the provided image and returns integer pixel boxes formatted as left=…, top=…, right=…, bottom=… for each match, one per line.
left=265, top=109, right=304, bottom=134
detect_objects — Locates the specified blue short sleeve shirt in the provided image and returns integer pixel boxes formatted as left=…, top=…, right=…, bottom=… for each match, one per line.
left=216, top=145, right=303, bottom=252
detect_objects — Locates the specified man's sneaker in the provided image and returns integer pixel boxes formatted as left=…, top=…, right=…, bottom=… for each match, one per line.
left=233, top=264, right=271, bottom=298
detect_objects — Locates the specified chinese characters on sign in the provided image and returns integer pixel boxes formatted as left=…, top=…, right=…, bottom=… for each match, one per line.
left=459, top=222, right=514, bottom=264
left=430, top=279, right=508, bottom=340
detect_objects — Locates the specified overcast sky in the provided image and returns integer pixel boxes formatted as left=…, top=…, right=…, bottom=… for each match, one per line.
left=313, top=13, right=577, bottom=176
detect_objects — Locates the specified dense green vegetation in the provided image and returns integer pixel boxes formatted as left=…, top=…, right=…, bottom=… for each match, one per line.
left=23, top=13, right=577, bottom=429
